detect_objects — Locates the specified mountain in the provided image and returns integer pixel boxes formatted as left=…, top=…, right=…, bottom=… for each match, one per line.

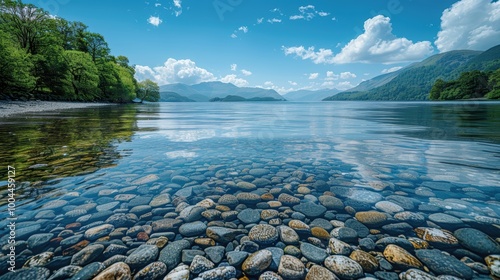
left=159, top=81, right=285, bottom=102
left=159, top=91, right=195, bottom=102
left=323, top=45, right=500, bottom=101
left=209, top=95, right=283, bottom=102
left=284, top=88, right=341, bottom=101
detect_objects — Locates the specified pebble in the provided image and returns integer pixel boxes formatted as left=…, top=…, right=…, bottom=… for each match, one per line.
left=158, top=240, right=191, bottom=271
left=394, top=211, right=425, bottom=226
left=236, top=181, right=257, bottom=191
left=69, top=262, right=105, bottom=280
left=198, top=265, right=236, bottom=280
left=292, top=202, right=327, bottom=218
left=249, top=224, right=278, bottom=245
left=190, top=255, right=215, bottom=274
left=415, top=249, right=473, bottom=279
left=454, top=228, right=500, bottom=256
left=414, top=227, right=459, bottom=247
left=227, top=251, right=249, bottom=267
left=278, top=255, right=305, bottom=279
left=318, top=195, right=345, bottom=210
left=71, top=244, right=105, bottom=266
left=133, top=262, right=167, bottom=280
left=27, top=233, right=54, bottom=252
left=164, top=264, right=190, bottom=280
left=278, top=193, right=300, bottom=206
left=324, top=255, right=364, bottom=279
left=204, top=246, right=225, bottom=264
left=0, top=267, right=50, bottom=280
left=242, top=249, right=273, bottom=276
left=278, top=225, right=300, bottom=245
left=428, top=213, right=465, bottom=230
left=84, top=224, right=114, bottom=241
left=179, top=221, right=207, bottom=237
left=179, top=205, right=205, bottom=222
left=399, top=268, right=438, bottom=280
left=355, top=211, right=387, bottom=226
left=125, top=244, right=159, bottom=269
left=300, top=242, right=328, bottom=263
left=206, top=227, right=244, bottom=244
left=383, top=244, right=423, bottom=269
left=93, top=262, right=131, bottom=280
left=305, top=264, right=340, bottom=280
left=49, top=265, right=81, bottom=279
left=375, top=201, right=404, bottom=214
left=237, top=208, right=261, bottom=224
left=23, top=252, right=54, bottom=268
left=485, top=255, right=500, bottom=278
left=350, top=250, right=379, bottom=272
left=328, top=237, right=353, bottom=256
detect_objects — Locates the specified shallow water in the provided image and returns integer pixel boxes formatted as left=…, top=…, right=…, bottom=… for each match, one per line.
left=0, top=101, right=499, bottom=278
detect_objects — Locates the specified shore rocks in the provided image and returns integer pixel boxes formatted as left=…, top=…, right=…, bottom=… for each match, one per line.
left=278, top=255, right=305, bottom=279
left=383, top=244, right=423, bottom=269
left=249, top=224, right=278, bottom=245
left=355, top=211, right=387, bottom=226
left=454, top=228, right=500, bottom=255
left=415, top=249, right=473, bottom=279
left=242, top=250, right=273, bottom=276
left=324, top=255, right=364, bottom=279
left=124, top=244, right=158, bottom=269
left=93, top=262, right=131, bottom=280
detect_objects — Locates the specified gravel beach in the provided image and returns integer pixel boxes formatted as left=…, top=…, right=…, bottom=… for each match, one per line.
left=0, top=101, right=116, bottom=118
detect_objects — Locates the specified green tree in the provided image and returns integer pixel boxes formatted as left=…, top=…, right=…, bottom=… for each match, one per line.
left=429, top=78, right=445, bottom=100
left=63, top=50, right=99, bottom=100
left=137, top=79, right=160, bottom=102
left=486, top=68, right=500, bottom=99
left=82, top=32, right=110, bottom=62
left=0, top=29, right=36, bottom=99
left=458, top=70, right=489, bottom=99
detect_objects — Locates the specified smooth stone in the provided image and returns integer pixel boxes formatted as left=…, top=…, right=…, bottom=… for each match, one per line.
left=96, top=201, right=119, bottom=212
left=151, top=218, right=183, bottom=232
left=84, top=224, right=114, bottom=241
left=71, top=244, right=105, bottom=266
left=106, top=213, right=138, bottom=228
left=249, top=224, right=278, bottom=245
left=300, top=242, right=328, bottom=263
left=149, top=193, right=171, bottom=207
left=355, top=211, right=387, bottom=226
left=189, top=255, right=215, bottom=274
left=16, top=224, right=42, bottom=240
left=428, top=213, right=465, bottom=230
left=179, top=221, right=207, bottom=237
left=416, top=249, right=473, bottom=279
left=125, top=244, right=159, bottom=269
left=376, top=237, right=414, bottom=252
left=359, top=238, right=376, bottom=251
left=267, top=247, right=284, bottom=271
left=485, top=255, right=500, bottom=278
left=414, top=227, right=459, bottom=247
left=182, top=249, right=205, bottom=264
left=278, top=193, right=300, bottom=206
left=350, top=250, right=379, bottom=272
left=133, top=262, right=167, bottom=280
left=383, top=244, right=423, bottom=269
left=198, top=266, right=236, bottom=280
left=278, top=255, right=305, bottom=279
left=132, top=174, right=159, bottom=185
left=171, top=175, right=190, bottom=185
left=375, top=201, right=404, bottom=214
left=382, top=222, right=413, bottom=235
left=242, top=250, right=273, bottom=276
left=206, top=227, right=244, bottom=244
left=399, top=268, right=438, bottom=280
left=310, top=218, right=335, bottom=232
left=237, top=208, right=261, bottom=224
left=344, top=219, right=370, bottom=238
left=227, top=251, right=249, bottom=267
left=305, top=264, right=339, bottom=280
left=69, top=262, right=105, bottom=280
left=278, top=225, right=300, bottom=245
left=23, top=252, right=54, bottom=268
left=324, top=255, right=364, bottom=279
left=421, top=181, right=453, bottom=191
left=93, top=262, right=131, bottom=280
left=249, top=168, right=270, bottom=176
left=252, top=178, right=271, bottom=188
left=328, top=237, right=353, bottom=256
left=103, top=244, right=129, bottom=259
left=158, top=240, right=191, bottom=271
left=48, top=265, right=81, bottom=279
left=318, top=195, right=345, bottom=210
left=164, top=264, right=190, bottom=280
left=204, top=246, right=225, bottom=264
left=394, top=212, right=426, bottom=226
left=236, top=181, right=257, bottom=191
left=292, top=202, right=327, bottom=218
left=259, top=271, right=283, bottom=280
left=179, top=206, right=205, bottom=222
left=454, top=228, right=500, bottom=255
left=27, top=233, right=54, bottom=252
left=374, top=271, right=399, bottom=280
left=330, top=227, right=358, bottom=243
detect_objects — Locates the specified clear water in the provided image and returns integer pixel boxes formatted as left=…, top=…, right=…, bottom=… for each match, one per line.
left=0, top=101, right=499, bottom=269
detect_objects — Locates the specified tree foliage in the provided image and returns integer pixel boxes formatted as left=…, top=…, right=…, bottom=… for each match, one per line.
left=137, top=79, right=160, bottom=102
left=0, top=0, right=158, bottom=102
left=429, top=70, right=498, bottom=100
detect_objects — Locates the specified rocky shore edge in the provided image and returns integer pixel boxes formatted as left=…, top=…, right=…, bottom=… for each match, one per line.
left=0, top=101, right=116, bottom=118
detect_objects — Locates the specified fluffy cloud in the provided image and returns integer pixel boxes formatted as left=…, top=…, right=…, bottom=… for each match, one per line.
left=147, top=16, right=163, bottom=27
left=173, top=0, right=182, bottom=16
left=220, top=74, right=249, bottom=87
left=230, top=33, right=237, bottom=38
left=238, top=26, right=248, bottom=33
left=241, top=69, right=252, bottom=76
left=381, top=66, right=403, bottom=74
left=283, top=15, right=433, bottom=64
left=257, top=18, right=264, bottom=24
left=268, top=18, right=282, bottom=24
left=340, top=72, right=357, bottom=79
left=436, top=0, right=500, bottom=52
left=290, top=5, right=330, bottom=21
left=230, top=64, right=237, bottom=71
left=288, top=81, right=298, bottom=86
left=325, top=71, right=339, bottom=80
left=135, top=58, right=216, bottom=85
left=308, top=73, right=319, bottom=80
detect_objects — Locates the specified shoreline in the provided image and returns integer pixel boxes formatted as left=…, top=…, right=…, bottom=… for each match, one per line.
left=0, top=101, right=117, bottom=118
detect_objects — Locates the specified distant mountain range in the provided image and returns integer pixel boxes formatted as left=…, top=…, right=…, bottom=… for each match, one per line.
left=283, top=88, right=341, bottom=101
left=324, top=44, right=500, bottom=101
left=159, top=81, right=285, bottom=102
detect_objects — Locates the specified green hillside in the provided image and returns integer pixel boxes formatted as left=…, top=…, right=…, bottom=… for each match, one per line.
left=324, top=47, right=499, bottom=101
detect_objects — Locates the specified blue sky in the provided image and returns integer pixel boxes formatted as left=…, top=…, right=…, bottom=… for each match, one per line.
left=28, top=0, right=500, bottom=93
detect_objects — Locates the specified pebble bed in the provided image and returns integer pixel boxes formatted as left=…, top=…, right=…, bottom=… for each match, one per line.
left=0, top=156, right=500, bottom=280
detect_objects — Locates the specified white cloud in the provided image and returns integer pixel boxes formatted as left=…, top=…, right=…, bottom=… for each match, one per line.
left=264, top=81, right=274, bottom=87
left=155, top=3, right=161, bottom=7
left=288, top=81, right=298, bottom=86
left=238, top=26, right=248, bottom=33
left=435, top=0, right=500, bottom=52
left=283, top=46, right=335, bottom=64
left=321, top=81, right=335, bottom=87
left=230, top=33, right=237, bottom=39
left=230, top=64, right=237, bottom=71
left=147, top=16, right=163, bottom=27
left=135, top=58, right=216, bottom=85
left=325, top=71, right=339, bottom=80
left=271, top=8, right=283, bottom=15
left=309, top=73, right=319, bottom=80
left=241, top=69, right=252, bottom=76
left=259, top=81, right=294, bottom=94
left=257, top=18, right=264, bottom=24
left=220, top=74, right=249, bottom=87
left=268, top=18, right=282, bottom=24
left=172, top=0, right=182, bottom=16
left=340, top=72, right=357, bottom=79
left=283, top=15, right=433, bottom=64
left=381, top=66, right=403, bottom=74
left=290, top=5, right=330, bottom=21
left=290, top=15, right=304, bottom=20
left=318, top=12, right=330, bottom=17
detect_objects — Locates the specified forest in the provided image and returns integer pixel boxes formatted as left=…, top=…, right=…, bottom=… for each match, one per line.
left=429, top=69, right=500, bottom=100
left=0, top=0, right=159, bottom=102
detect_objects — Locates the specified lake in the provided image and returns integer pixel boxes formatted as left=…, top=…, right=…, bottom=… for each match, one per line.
left=1, top=101, right=499, bottom=279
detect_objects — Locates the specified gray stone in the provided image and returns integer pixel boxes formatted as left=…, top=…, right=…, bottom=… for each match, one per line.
left=69, top=262, right=105, bottom=280
left=293, top=202, right=327, bottom=218
left=454, top=228, right=500, bottom=256
left=227, top=251, right=249, bottom=267
left=133, top=262, right=167, bottom=280
left=125, top=244, right=159, bottom=269
left=300, top=242, right=328, bottom=264
left=415, top=249, right=473, bottom=279
left=27, top=233, right=54, bottom=252
left=204, top=246, right=225, bottom=264
left=158, top=240, right=191, bottom=271
left=71, top=244, right=105, bottom=267
left=237, top=208, right=261, bottom=224
left=179, top=221, right=207, bottom=237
